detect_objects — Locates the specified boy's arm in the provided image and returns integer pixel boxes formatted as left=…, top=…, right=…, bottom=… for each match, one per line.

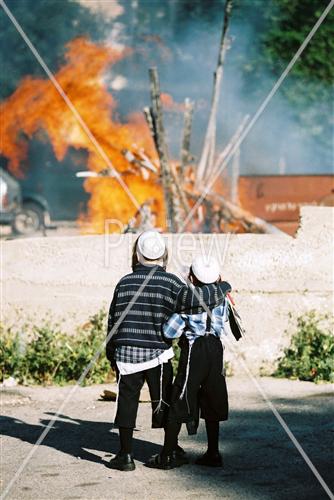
left=163, top=313, right=186, bottom=339
left=106, top=284, right=120, bottom=364
left=175, top=281, right=232, bottom=314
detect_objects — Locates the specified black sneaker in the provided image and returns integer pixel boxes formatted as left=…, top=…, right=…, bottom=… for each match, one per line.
left=145, top=453, right=184, bottom=470
left=195, top=452, right=223, bottom=467
left=174, top=444, right=186, bottom=457
left=108, top=452, right=136, bottom=471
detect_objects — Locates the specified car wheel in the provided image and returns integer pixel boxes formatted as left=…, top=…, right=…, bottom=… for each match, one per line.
left=11, top=202, right=44, bottom=236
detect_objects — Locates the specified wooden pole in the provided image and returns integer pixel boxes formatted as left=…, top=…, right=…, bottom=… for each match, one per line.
left=180, top=98, right=194, bottom=174
left=148, top=67, right=176, bottom=232
left=143, top=106, right=157, bottom=146
left=169, top=163, right=193, bottom=221
left=196, top=0, right=233, bottom=186
left=230, top=146, right=240, bottom=204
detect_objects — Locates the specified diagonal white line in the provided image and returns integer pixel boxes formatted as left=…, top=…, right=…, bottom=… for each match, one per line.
left=0, top=0, right=142, bottom=214
left=0, top=266, right=157, bottom=500
left=182, top=0, right=334, bottom=229
left=243, top=368, right=334, bottom=500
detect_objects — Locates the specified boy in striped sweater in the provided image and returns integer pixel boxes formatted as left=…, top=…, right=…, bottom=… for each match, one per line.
left=106, top=231, right=231, bottom=471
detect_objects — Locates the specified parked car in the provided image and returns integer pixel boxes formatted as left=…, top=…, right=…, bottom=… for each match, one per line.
left=0, top=168, right=52, bottom=236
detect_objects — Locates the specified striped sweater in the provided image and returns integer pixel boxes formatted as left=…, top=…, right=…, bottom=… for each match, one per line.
left=106, top=263, right=231, bottom=360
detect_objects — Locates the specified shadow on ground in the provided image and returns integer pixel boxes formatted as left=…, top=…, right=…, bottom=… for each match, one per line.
left=0, top=412, right=161, bottom=465
left=1, top=396, right=333, bottom=500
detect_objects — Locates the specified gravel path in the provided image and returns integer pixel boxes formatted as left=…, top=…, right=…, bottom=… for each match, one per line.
left=1, top=376, right=333, bottom=500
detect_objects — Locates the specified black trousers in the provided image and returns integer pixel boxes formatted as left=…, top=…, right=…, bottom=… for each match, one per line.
left=168, top=336, right=228, bottom=434
left=115, top=361, right=173, bottom=429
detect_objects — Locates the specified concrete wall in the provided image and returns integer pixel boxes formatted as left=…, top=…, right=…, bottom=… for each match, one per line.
left=3, top=207, right=333, bottom=373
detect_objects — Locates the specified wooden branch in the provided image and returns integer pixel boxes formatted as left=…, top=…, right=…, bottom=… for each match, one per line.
left=230, top=146, right=240, bottom=204
left=180, top=98, right=194, bottom=174
left=169, top=163, right=196, bottom=233
left=147, top=97, right=195, bottom=228
left=196, top=0, right=233, bottom=186
left=148, top=68, right=177, bottom=232
left=143, top=106, right=157, bottom=149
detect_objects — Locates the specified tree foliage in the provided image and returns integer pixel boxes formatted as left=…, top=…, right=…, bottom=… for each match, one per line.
left=233, top=0, right=334, bottom=155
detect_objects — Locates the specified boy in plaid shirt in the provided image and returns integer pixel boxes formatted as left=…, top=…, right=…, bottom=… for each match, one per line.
left=146, top=255, right=233, bottom=469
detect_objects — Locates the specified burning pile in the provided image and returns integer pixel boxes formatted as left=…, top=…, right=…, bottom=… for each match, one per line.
left=1, top=0, right=279, bottom=235
left=0, top=37, right=165, bottom=232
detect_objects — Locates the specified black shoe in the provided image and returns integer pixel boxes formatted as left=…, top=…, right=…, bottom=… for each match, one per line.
left=108, top=452, right=135, bottom=471
left=174, top=444, right=186, bottom=457
left=195, top=452, right=223, bottom=467
left=172, top=446, right=189, bottom=465
left=145, top=453, right=184, bottom=470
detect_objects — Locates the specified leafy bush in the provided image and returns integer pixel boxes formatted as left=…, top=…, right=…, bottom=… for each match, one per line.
left=274, top=312, right=334, bottom=383
left=0, top=310, right=113, bottom=386
left=1, top=310, right=234, bottom=385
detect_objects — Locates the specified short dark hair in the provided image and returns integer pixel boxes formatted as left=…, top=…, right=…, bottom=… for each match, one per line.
left=131, top=237, right=140, bottom=271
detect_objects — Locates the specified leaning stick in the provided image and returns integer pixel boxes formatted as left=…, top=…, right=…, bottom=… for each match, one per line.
left=230, top=145, right=240, bottom=204
left=148, top=68, right=177, bottom=232
left=180, top=98, right=194, bottom=174
left=196, top=0, right=233, bottom=186
left=143, top=106, right=157, bottom=148
left=169, top=163, right=193, bottom=218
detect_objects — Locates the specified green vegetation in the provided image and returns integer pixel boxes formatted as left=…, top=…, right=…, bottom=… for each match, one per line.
left=0, top=310, right=112, bottom=385
left=234, top=0, right=334, bottom=157
left=3, top=309, right=331, bottom=386
left=274, top=311, right=334, bottom=383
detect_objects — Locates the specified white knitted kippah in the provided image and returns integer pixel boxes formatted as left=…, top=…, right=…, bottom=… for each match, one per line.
left=191, top=255, right=220, bottom=284
left=137, top=230, right=166, bottom=260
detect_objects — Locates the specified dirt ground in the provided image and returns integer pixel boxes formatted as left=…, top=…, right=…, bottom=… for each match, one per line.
left=1, top=376, right=333, bottom=500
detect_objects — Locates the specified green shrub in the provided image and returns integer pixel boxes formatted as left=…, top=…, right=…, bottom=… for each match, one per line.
left=1, top=310, right=234, bottom=385
left=0, top=310, right=113, bottom=386
left=274, top=311, right=334, bottom=383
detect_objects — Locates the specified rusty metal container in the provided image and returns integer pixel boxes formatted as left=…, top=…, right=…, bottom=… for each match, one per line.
left=238, top=175, right=334, bottom=235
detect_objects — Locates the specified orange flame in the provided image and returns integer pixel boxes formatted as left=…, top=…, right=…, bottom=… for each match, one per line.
left=0, top=37, right=165, bottom=232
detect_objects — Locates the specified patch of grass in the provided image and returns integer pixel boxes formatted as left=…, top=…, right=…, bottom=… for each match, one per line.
left=274, top=311, right=334, bottom=383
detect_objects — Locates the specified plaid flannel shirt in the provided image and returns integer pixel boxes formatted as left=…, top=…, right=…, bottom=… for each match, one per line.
left=163, top=302, right=229, bottom=345
left=114, top=345, right=165, bottom=364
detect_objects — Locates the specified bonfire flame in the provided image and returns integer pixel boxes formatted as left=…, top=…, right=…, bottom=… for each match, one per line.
left=0, top=37, right=166, bottom=232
